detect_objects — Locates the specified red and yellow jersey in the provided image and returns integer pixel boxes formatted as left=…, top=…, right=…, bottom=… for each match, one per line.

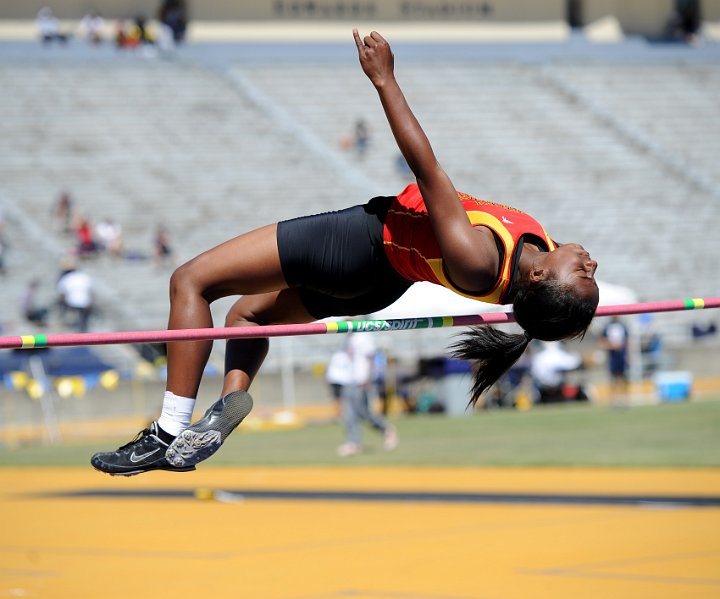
left=382, top=184, right=557, bottom=304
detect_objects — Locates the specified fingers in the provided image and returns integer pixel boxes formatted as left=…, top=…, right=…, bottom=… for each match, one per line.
left=353, top=29, right=387, bottom=50
left=370, top=31, right=387, bottom=45
left=352, top=27, right=363, bottom=52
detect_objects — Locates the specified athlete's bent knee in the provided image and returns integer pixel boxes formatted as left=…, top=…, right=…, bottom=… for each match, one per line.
left=169, top=260, right=202, bottom=301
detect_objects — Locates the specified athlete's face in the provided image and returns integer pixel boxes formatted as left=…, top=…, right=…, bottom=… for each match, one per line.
left=541, top=243, right=599, bottom=301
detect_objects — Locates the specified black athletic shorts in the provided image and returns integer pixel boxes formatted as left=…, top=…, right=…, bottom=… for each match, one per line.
left=277, top=196, right=413, bottom=320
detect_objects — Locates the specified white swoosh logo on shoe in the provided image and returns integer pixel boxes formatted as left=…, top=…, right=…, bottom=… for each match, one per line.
left=130, top=448, right=161, bottom=463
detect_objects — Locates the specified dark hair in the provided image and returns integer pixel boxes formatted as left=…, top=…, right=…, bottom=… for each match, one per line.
left=450, top=278, right=598, bottom=405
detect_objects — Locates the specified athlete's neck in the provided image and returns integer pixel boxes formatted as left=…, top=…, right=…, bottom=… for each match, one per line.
left=517, top=242, right=544, bottom=281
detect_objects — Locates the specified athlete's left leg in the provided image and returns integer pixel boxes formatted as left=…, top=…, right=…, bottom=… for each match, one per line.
left=220, top=288, right=316, bottom=396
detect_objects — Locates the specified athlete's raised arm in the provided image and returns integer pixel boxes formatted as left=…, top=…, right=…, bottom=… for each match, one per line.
left=353, top=29, right=497, bottom=291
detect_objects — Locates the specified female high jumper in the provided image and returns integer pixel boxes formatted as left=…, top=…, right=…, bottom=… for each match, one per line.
left=92, top=30, right=599, bottom=476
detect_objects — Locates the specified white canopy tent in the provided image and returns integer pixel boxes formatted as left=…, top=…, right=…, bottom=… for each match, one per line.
left=370, top=278, right=638, bottom=321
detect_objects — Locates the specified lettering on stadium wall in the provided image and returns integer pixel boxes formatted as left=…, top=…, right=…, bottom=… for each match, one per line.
left=273, top=1, right=378, bottom=18
left=399, top=2, right=494, bottom=19
left=272, top=1, right=495, bottom=19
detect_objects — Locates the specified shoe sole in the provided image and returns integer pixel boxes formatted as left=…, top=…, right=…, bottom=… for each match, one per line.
left=165, top=391, right=253, bottom=468
left=90, top=458, right=196, bottom=477
left=93, top=466, right=197, bottom=477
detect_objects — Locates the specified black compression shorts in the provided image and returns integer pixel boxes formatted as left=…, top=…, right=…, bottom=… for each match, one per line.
left=277, top=196, right=412, bottom=320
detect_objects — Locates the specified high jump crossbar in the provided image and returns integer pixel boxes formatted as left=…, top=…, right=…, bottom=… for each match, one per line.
left=5, top=297, right=719, bottom=350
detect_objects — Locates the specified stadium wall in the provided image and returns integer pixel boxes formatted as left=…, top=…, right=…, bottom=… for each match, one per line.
left=3, top=1, right=717, bottom=37
left=4, top=0, right=563, bottom=21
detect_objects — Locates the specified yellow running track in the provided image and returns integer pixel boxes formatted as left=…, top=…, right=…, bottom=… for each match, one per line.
left=2, top=467, right=720, bottom=599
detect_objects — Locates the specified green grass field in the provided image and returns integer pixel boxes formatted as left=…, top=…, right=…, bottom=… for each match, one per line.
left=2, top=398, right=719, bottom=468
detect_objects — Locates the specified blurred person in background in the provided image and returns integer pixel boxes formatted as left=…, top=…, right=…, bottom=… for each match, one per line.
left=666, top=0, right=702, bottom=43
left=52, top=190, right=74, bottom=234
left=154, top=224, right=174, bottom=268
left=158, top=0, right=187, bottom=43
left=599, top=316, right=629, bottom=399
left=57, top=259, right=93, bottom=332
left=340, top=118, right=371, bottom=159
left=372, top=346, right=390, bottom=415
left=132, top=15, right=153, bottom=45
left=639, top=313, right=664, bottom=376
left=335, top=333, right=398, bottom=457
left=353, top=118, right=370, bottom=159
left=115, top=16, right=154, bottom=50
left=325, top=344, right=351, bottom=421
left=78, top=10, right=105, bottom=44
left=530, top=341, right=586, bottom=403
left=21, top=280, right=49, bottom=327
left=74, top=216, right=99, bottom=257
left=91, top=30, right=599, bottom=476
left=37, top=7, right=70, bottom=45
left=95, top=217, right=123, bottom=258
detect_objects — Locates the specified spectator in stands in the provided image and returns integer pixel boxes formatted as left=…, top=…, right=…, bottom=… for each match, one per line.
left=599, top=316, right=629, bottom=398
left=95, top=217, right=123, bottom=258
left=52, top=190, right=74, bottom=234
left=133, top=15, right=153, bottom=45
left=666, top=0, right=702, bottom=44
left=57, top=259, right=93, bottom=332
left=91, top=30, right=599, bottom=476
left=74, top=217, right=99, bottom=257
left=114, top=17, right=154, bottom=49
left=154, top=224, right=174, bottom=268
left=353, top=118, right=370, bottom=158
left=37, top=7, right=70, bottom=45
left=78, top=11, right=105, bottom=45
left=339, top=118, right=370, bottom=159
left=158, top=0, right=187, bottom=43
left=21, top=280, right=49, bottom=327
left=334, top=333, right=398, bottom=457
left=114, top=20, right=133, bottom=49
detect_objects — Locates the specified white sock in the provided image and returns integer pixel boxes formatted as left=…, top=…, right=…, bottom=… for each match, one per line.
left=157, top=391, right=196, bottom=437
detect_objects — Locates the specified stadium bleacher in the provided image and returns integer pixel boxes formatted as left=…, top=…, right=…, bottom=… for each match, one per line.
left=0, top=34, right=718, bottom=374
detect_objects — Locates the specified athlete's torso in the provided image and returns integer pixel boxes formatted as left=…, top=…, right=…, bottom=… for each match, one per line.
left=382, top=184, right=557, bottom=304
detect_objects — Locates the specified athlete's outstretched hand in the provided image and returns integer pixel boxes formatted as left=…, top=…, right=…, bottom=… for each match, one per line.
left=353, top=29, right=394, bottom=88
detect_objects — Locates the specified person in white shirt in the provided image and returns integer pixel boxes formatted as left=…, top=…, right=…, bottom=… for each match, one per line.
left=57, top=262, right=93, bottom=332
left=530, top=341, right=582, bottom=403
left=95, top=217, right=123, bottom=257
left=326, top=347, right=352, bottom=420
left=37, top=7, right=69, bottom=44
left=335, top=333, right=398, bottom=457
left=78, top=11, right=105, bottom=44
